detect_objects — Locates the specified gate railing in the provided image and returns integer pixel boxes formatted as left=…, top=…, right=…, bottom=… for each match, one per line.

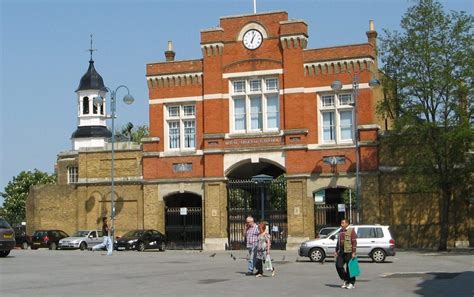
left=314, top=204, right=359, bottom=237
left=165, top=207, right=202, bottom=250
left=227, top=177, right=287, bottom=250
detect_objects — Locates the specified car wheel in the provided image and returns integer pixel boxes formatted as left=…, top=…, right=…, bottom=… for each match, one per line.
left=21, top=241, right=29, bottom=250
left=159, top=242, right=166, bottom=252
left=79, top=242, right=87, bottom=251
left=49, top=242, right=57, bottom=250
left=309, top=248, right=325, bottom=262
left=31, top=246, right=38, bottom=250
left=371, top=248, right=386, bottom=263
left=0, top=250, right=10, bottom=257
left=138, top=242, right=146, bottom=252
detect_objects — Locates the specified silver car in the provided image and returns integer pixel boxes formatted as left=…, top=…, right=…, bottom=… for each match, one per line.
left=299, top=225, right=396, bottom=263
left=58, top=230, right=103, bottom=250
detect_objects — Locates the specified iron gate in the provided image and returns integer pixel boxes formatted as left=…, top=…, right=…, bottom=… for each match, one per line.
left=227, top=177, right=287, bottom=250
left=314, top=204, right=358, bottom=237
left=165, top=207, right=202, bottom=250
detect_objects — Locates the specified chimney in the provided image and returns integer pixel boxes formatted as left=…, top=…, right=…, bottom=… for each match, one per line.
left=366, top=20, right=378, bottom=47
left=165, top=40, right=175, bottom=62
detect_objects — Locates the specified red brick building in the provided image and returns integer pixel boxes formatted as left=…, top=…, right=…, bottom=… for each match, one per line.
left=143, top=11, right=382, bottom=250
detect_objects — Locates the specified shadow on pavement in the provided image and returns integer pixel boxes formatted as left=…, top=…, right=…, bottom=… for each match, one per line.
left=325, top=284, right=341, bottom=288
left=414, top=271, right=474, bottom=297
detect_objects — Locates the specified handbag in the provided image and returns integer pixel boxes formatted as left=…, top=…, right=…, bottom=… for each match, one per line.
left=264, top=254, right=273, bottom=271
left=348, top=257, right=361, bottom=278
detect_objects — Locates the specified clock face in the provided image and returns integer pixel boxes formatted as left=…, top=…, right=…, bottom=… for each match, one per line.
left=243, top=29, right=263, bottom=50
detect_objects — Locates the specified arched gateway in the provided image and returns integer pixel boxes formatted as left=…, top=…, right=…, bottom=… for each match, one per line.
left=226, top=160, right=287, bottom=250
left=164, top=192, right=202, bottom=250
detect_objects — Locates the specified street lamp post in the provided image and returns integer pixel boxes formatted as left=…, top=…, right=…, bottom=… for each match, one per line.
left=93, top=86, right=134, bottom=254
left=251, top=174, right=274, bottom=222
left=331, top=71, right=380, bottom=223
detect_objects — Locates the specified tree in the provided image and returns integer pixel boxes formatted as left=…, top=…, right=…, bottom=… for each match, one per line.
left=379, top=0, right=473, bottom=250
left=1, top=169, right=56, bottom=225
left=115, top=122, right=149, bottom=143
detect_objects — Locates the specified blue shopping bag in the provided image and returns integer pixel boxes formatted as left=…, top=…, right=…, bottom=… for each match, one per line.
left=348, top=257, right=361, bottom=278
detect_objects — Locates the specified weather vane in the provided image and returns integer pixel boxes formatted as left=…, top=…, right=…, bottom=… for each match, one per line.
left=88, top=34, right=97, bottom=61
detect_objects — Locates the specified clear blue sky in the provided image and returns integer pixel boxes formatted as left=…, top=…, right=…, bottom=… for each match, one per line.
left=1, top=0, right=472, bottom=205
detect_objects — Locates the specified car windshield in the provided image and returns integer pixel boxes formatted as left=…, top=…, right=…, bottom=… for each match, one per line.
left=320, top=228, right=337, bottom=236
left=326, top=228, right=341, bottom=236
left=72, top=231, right=90, bottom=237
left=122, top=230, right=144, bottom=238
left=0, top=218, right=11, bottom=229
left=33, top=231, right=48, bottom=237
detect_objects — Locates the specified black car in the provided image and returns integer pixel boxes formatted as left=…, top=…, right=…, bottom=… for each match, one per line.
left=115, top=229, right=166, bottom=252
left=31, top=230, right=69, bottom=250
left=14, top=226, right=31, bottom=249
left=0, top=218, right=15, bottom=257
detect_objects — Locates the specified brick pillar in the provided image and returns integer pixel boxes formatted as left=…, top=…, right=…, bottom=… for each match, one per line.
left=143, top=184, right=164, bottom=233
left=286, top=176, right=313, bottom=250
left=203, top=180, right=228, bottom=250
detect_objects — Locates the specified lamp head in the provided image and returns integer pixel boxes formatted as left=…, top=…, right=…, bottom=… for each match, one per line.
left=331, top=79, right=343, bottom=92
left=369, top=78, right=381, bottom=88
left=123, top=94, right=135, bottom=105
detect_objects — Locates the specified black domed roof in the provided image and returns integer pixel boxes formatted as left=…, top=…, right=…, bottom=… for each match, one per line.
left=71, top=126, right=112, bottom=139
left=76, top=59, right=106, bottom=92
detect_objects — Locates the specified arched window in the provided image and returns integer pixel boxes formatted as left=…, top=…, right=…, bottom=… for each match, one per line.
left=83, top=97, right=90, bottom=114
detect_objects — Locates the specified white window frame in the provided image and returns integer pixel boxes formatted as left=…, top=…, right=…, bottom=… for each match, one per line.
left=319, top=92, right=354, bottom=144
left=165, top=104, right=196, bottom=151
left=67, top=166, right=78, bottom=184
left=230, top=77, right=280, bottom=134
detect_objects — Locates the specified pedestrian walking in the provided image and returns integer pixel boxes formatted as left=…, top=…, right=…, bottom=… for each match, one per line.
left=255, top=222, right=275, bottom=277
left=335, top=219, right=357, bottom=289
left=243, top=216, right=259, bottom=275
left=91, top=217, right=113, bottom=256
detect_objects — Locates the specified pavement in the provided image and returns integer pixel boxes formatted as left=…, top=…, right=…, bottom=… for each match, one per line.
left=1, top=249, right=473, bottom=297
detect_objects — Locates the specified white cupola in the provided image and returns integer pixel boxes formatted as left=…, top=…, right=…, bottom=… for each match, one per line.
left=71, top=40, right=111, bottom=150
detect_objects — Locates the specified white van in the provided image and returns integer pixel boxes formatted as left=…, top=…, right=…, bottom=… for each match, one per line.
left=298, top=225, right=395, bottom=263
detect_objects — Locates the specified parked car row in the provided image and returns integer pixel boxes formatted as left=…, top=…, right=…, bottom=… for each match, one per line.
left=299, top=224, right=396, bottom=263
left=28, top=228, right=168, bottom=252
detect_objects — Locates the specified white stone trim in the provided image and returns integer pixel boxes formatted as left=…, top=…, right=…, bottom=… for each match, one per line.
left=203, top=238, right=228, bottom=251
left=236, top=22, right=269, bottom=41
left=224, top=151, right=285, bottom=175
left=223, top=69, right=283, bottom=79
left=149, top=96, right=203, bottom=105
left=203, top=93, right=229, bottom=100
left=282, top=87, right=304, bottom=94
left=304, top=57, right=374, bottom=69
left=305, top=83, right=370, bottom=93
left=158, top=150, right=203, bottom=158
left=280, top=34, right=308, bottom=49
left=147, top=71, right=203, bottom=81
left=304, top=58, right=375, bottom=76
left=307, top=143, right=356, bottom=150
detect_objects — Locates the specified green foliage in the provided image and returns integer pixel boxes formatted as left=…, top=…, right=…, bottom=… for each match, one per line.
left=342, top=188, right=358, bottom=206
left=379, top=0, right=473, bottom=250
left=115, top=122, right=149, bottom=143
left=1, top=169, right=56, bottom=225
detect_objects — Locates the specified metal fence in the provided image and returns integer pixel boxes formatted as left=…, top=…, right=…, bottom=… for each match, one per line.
left=227, top=178, right=287, bottom=250
left=314, top=204, right=359, bottom=237
left=165, top=207, right=202, bottom=250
